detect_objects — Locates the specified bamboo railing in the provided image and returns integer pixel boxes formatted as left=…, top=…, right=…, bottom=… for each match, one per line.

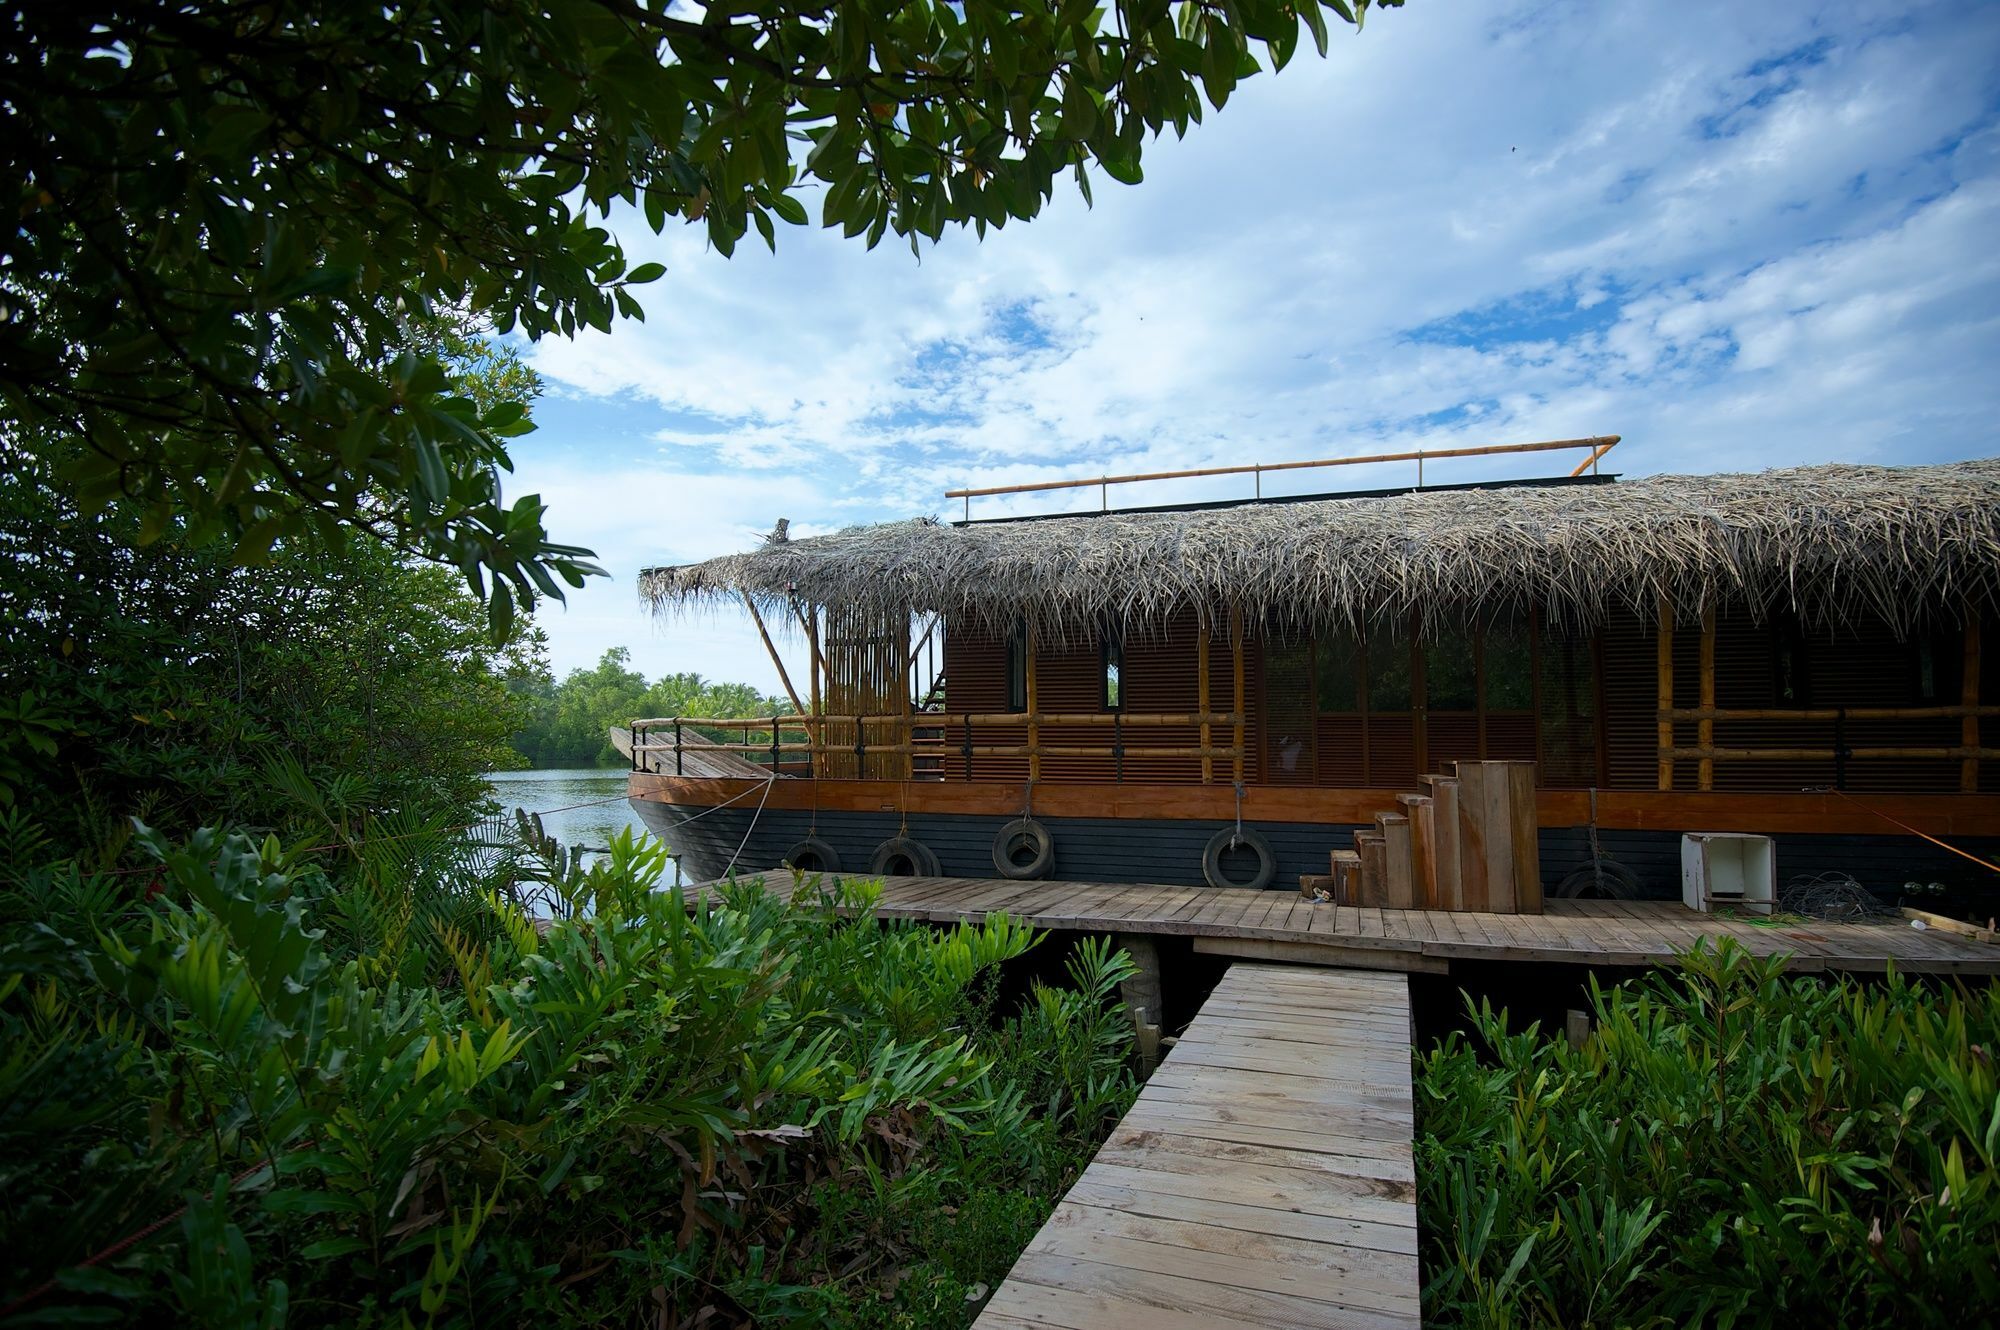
left=629, top=711, right=1246, bottom=783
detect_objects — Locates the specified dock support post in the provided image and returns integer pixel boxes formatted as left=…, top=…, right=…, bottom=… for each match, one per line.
left=1114, top=933, right=1165, bottom=1076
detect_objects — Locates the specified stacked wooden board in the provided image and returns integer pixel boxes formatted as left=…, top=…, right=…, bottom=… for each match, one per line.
left=1302, top=760, right=1543, bottom=914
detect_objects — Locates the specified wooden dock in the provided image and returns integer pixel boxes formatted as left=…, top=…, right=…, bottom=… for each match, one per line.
left=693, top=874, right=2000, bottom=976
left=976, top=963, right=1421, bottom=1329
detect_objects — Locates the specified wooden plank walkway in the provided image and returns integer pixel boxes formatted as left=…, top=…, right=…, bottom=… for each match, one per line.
left=692, top=874, right=2000, bottom=976
left=975, top=964, right=1421, bottom=1329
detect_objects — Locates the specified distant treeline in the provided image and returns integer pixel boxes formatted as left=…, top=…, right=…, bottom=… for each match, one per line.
left=509, top=647, right=790, bottom=768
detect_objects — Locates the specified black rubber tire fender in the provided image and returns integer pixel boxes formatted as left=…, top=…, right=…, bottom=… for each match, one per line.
left=782, top=836, right=842, bottom=874
left=869, top=835, right=941, bottom=877
left=992, top=817, right=1055, bottom=879
left=1202, top=826, right=1276, bottom=890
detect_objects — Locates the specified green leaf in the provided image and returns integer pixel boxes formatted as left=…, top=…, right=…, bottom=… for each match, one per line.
left=626, top=262, right=667, bottom=284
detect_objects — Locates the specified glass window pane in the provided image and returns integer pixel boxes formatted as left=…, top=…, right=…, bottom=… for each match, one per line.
left=1316, top=631, right=1359, bottom=712
left=1367, top=620, right=1413, bottom=713
left=1484, top=620, right=1534, bottom=710
left=1425, top=630, right=1477, bottom=711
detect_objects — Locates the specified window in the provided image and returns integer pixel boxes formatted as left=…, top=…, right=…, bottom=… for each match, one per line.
left=1773, top=617, right=1810, bottom=706
left=1316, top=630, right=1361, bottom=712
left=1101, top=622, right=1123, bottom=710
left=1005, top=624, right=1027, bottom=713
left=1424, top=629, right=1477, bottom=711
left=1483, top=620, right=1534, bottom=710
left=1367, top=619, right=1413, bottom=712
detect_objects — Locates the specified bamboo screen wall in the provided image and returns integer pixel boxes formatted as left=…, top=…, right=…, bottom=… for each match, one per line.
left=821, top=601, right=908, bottom=780
left=855, top=599, right=1987, bottom=794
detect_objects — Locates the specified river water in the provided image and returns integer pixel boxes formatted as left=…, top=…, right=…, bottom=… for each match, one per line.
left=484, top=768, right=648, bottom=855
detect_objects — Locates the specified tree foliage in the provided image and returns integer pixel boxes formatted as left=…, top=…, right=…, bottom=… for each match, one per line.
left=0, top=443, right=541, bottom=862
left=4, top=0, right=1397, bottom=632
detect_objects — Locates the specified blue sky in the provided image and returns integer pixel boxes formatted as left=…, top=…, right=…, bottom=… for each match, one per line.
left=507, top=0, right=2000, bottom=693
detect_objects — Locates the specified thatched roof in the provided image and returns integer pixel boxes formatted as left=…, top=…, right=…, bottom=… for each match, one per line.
left=641, top=460, right=2000, bottom=639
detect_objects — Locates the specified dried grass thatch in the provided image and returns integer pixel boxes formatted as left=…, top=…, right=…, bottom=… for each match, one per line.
left=641, top=460, right=2000, bottom=641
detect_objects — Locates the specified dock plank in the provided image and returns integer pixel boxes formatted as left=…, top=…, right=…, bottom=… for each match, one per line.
left=974, top=964, right=1422, bottom=1329
left=689, top=875, right=2000, bottom=976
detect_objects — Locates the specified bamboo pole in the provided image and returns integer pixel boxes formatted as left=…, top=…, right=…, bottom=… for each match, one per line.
left=739, top=591, right=806, bottom=720
left=1698, top=605, right=1716, bottom=792
left=1666, top=746, right=2000, bottom=761
left=1661, top=705, right=2000, bottom=722
left=1964, top=609, right=1982, bottom=793
left=1230, top=604, right=1246, bottom=784
left=1656, top=597, right=1675, bottom=791
left=1026, top=618, right=1040, bottom=784
left=806, top=605, right=822, bottom=777
left=900, top=607, right=914, bottom=780
left=1199, top=622, right=1213, bottom=784
left=634, top=711, right=1243, bottom=729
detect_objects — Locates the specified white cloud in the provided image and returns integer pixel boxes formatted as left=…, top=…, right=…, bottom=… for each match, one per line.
left=510, top=0, right=2000, bottom=692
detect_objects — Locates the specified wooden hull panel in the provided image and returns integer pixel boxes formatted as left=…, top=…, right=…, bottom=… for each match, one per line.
left=630, top=792, right=2000, bottom=906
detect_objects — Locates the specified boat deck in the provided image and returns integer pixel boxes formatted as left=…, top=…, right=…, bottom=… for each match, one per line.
left=976, top=964, right=1422, bottom=1329
left=691, top=873, right=2000, bottom=976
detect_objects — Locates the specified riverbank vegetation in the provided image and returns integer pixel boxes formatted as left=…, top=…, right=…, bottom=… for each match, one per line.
left=1415, top=942, right=1999, bottom=1327
left=508, top=648, right=790, bottom=769
left=1, top=826, right=1137, bottom=1326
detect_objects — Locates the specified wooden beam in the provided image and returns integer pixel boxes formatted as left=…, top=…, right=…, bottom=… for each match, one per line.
left=1657, top=597, right=1675, bottom=791
left=631, top=772, right=2000, bottom=837
left=1026, top=618, right=1041, bottom=785
left=1198, top=621, right=1213, bottom=785
left=1230, top=604, right=1246, bottom=785
left=1964, top=609, right=1982, bottom=794
left=1191, top=935, right=1447, bottom=974
left=740, top=591, right=805, bottom=720
left=1698, top=605, right=1716, bottom=792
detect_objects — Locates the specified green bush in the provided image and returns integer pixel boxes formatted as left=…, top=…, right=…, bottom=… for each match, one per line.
left=1416, top=941, right=2000, bottom=1328
left=0, top=823, right=1137, bottom=1327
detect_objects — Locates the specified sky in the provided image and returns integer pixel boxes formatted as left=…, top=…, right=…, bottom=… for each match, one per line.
left=506, top=0, right=2000, bottom=698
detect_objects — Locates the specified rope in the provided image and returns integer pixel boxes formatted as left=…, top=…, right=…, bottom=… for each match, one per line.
left=1823, top=787, right=2000, bottom=876
left=1232, top=781, right=1246, bottom=850
left=719, top=773, right=777, bottom=881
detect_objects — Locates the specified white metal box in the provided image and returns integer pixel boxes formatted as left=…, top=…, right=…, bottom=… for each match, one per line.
left=1681, top=833, right=1776, bottom=914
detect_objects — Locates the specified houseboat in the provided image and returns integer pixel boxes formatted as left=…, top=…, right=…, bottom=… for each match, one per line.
left=625, top=441, right=2000, bottom=907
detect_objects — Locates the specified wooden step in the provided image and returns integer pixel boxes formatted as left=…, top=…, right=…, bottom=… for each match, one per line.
left=1353, top=831, right=1386, bottom=907
left=1423, top=776, right=1464, bottom=910
left=1298, top=872, right=1335, bottom=900
left=1455, top=760, right=1542, bottom=914
left=1396, top=794, right=1438, bottom=910
left=1374, top=812, right=1413, bottom=910
left=1328, top=849, right=1361, bottom=906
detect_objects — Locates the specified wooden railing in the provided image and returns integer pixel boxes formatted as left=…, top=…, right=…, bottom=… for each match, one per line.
left=629, top=712, right=1246, bottom=783
left=943, top=435, right=1620, bottom=519
left=1657, top=704, right=2000, bottom=789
